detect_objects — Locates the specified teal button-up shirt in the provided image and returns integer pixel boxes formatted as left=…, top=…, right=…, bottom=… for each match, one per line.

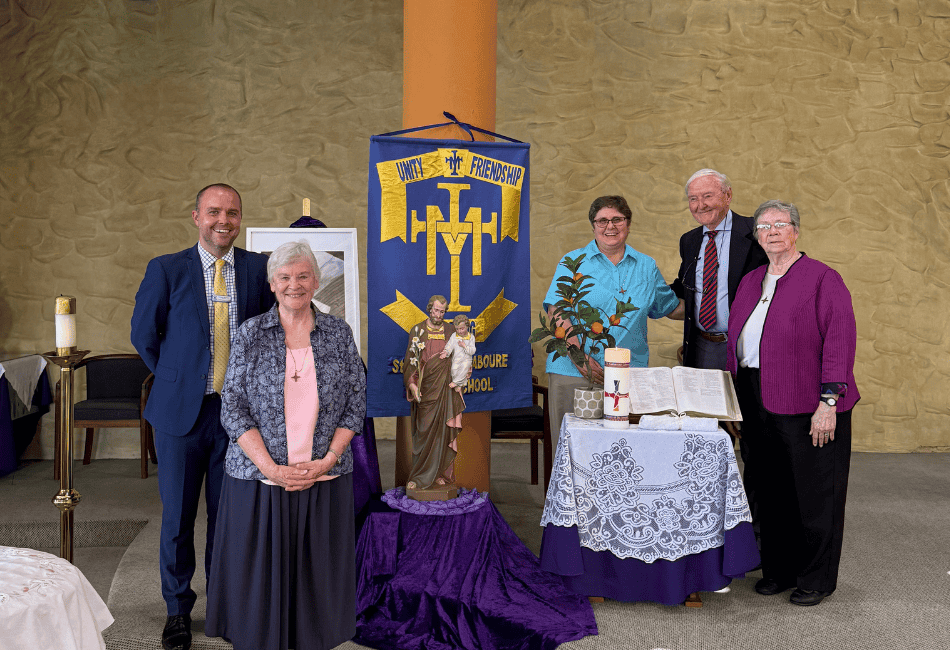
left=543, top=239, right=679, bottom=373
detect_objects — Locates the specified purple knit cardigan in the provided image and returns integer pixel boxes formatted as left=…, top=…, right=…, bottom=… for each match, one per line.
left=727, top=254, right=860, bottom=414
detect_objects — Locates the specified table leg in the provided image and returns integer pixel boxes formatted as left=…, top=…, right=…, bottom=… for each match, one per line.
left=684, top=592, right=703, bottom=608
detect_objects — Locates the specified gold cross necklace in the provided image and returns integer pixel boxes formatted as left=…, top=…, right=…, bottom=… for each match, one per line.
left=288, top=347, right=303, bottom=382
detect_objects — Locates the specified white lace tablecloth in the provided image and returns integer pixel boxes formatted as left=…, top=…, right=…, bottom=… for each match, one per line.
left=0, top=546, right=113, bottom=650
left=540, top=415, right=752, bottom=564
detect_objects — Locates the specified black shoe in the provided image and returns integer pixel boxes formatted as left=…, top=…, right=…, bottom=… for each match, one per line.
left=789, top=588, right=833, bottom=606
left=162, top=614, right=192, bottom=650
left=754, top=578, right=795, bottom=595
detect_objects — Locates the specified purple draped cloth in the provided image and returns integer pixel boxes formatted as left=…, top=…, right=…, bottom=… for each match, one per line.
left=351, top=413, right=382, bottom=517
left=355, top=498, right=598, bottom=650
left=540, top=521, right=760, bottom=606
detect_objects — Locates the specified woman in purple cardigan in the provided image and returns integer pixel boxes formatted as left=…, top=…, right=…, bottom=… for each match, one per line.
left=727, top=199, right=859, bottom=608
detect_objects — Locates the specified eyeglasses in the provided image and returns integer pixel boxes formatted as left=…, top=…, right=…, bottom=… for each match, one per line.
left=755, top=222, right=793, bottom=232
left=592, top=217, right=628, bottom=229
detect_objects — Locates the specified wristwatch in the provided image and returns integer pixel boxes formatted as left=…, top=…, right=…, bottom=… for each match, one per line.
left=820, top=394, right=838, bottom=407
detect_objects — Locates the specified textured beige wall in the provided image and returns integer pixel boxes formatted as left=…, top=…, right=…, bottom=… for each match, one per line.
left=1, top=1, right=946, bottom=455
left=0, top=0, right=404, bottom=456
left=497, top=1, right=950, bottom=452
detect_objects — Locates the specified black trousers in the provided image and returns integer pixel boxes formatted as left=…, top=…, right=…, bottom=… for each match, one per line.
left=735, top=367, right=852, bottom=592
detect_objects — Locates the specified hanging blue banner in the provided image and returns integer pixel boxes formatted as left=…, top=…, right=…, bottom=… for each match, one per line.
left=367, top=134, right=532, bottom=417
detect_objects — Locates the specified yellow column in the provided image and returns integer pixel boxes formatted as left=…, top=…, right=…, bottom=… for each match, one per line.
left=395, top=0, right=497, bottom=493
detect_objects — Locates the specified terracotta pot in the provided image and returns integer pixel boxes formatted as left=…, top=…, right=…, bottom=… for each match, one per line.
left=573, top=388, right=604, bottom=419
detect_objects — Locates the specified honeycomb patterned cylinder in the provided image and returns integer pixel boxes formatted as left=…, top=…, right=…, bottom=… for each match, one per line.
left=573, top=388, right=604, bottom=419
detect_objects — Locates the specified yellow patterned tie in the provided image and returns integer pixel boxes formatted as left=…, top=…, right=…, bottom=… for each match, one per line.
left=212, top=259, right=229, bottom=394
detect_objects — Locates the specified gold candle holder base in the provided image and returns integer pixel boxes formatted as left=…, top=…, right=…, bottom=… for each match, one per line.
left=42, top=349, right=90, bottom=563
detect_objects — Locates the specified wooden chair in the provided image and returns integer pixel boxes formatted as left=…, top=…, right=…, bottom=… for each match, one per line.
left=54, top=354, right=157, bottom=479
left=490, top=377, right=553, bottom=490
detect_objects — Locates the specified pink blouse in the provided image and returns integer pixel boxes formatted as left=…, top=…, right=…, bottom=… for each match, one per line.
left=285, top=347, right=337, bottom=482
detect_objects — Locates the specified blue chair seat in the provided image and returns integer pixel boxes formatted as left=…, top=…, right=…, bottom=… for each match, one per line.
left=491, top=405, right=544, bottom=433
left=74, top=398, right=140, bottom=422
left=54, top=354, right=156, bottom=479
left=490, top=379, right=552, bottom=488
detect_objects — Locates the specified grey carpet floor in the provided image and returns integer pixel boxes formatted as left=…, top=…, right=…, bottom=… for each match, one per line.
left=2, top=443, right=948, bottom=649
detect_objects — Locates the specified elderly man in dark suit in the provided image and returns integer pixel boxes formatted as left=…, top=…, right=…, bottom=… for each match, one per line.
left=670, top=169, right=768, bottom=544
left=671, top=169, right=767, bottom=370
left=131, top=183, right=274, bottom=650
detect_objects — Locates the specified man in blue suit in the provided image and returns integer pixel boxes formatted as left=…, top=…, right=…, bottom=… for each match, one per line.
left=131, top=183, right=274, bottom=650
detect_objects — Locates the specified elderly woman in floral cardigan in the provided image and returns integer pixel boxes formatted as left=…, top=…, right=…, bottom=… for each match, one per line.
left=206, top=240, right=365, bottom=650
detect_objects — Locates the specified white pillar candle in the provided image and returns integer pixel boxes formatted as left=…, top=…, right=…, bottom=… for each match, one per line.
left=55, top=295, right=77, bottom=352
left=603, top=347, right=630, bottom=429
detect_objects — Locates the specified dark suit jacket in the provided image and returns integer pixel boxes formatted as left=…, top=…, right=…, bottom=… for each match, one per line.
left=131, top=245, right=274, bottom=436
left=670, top=212, right=767, bottom=367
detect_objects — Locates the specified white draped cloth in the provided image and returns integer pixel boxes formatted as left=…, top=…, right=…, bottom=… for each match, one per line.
left=540, top=415, right=752, bottom=563
left=0, top=355, right=48, bottom=407
left=0, top=547, right=113, bottom=650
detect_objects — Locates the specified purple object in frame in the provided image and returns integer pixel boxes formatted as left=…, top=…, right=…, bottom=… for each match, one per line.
left=355, top=498, right=598, bottom=650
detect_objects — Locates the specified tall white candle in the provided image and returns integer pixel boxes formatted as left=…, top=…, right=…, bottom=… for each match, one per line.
left=55, top=296, right=77, bottom=351
left=603, top=347, right=630, bottom=429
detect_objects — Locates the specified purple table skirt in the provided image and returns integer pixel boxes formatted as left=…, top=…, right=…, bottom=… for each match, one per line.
left=540, top=522, right=760, bottom=606
left=355, top=498, right=598, bottom=650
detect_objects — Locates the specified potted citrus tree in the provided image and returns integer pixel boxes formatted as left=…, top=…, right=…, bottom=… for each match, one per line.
left=529, top=253, right=638, bottom=418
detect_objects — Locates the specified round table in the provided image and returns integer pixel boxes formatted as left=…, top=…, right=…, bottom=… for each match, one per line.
left=0, top=546, right=114, bottom=650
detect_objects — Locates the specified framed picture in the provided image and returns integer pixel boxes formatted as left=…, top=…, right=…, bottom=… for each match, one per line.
left=245, top=228, right=362, bottom=355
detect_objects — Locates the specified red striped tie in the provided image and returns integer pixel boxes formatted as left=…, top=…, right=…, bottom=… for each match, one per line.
left=698, top=230, right=718, bottom=331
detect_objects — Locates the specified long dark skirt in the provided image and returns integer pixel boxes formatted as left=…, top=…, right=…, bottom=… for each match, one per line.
left=206, top=473, right=356, bottom=650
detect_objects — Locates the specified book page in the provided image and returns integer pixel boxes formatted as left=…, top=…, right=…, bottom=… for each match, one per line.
left=670, top=366, right=729, bottom=418
left=628, top=367, right=679, bottom=414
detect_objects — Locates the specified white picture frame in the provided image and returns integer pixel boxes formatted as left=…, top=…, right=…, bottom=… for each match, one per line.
left=245, top=227, right=362, bottom=356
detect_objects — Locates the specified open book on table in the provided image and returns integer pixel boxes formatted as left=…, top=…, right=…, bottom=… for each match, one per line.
left=628, top=366, right=742, bottom=421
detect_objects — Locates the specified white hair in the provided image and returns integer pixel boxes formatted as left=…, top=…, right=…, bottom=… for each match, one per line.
left=685, top=169, right=732, bottom=198
left=266, top=240, right=322, bottom=285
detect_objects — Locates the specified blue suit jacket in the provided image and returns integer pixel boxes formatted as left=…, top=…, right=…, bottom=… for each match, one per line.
left=131, top=245, right=274, bottom=436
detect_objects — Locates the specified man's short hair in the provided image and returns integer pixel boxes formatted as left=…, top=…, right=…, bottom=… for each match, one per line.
left=195, top=183, right=242, bottom=212
left=684, top=169, right=731, bottom=198
left=588, top=195, right=632, bottom=225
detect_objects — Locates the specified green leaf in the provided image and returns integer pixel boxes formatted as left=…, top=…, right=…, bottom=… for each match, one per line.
left=578, top=306, right=598, bottom=323
left=615, top=299, right=639, bottom=315
left=528, top=328, right=549, bottom=343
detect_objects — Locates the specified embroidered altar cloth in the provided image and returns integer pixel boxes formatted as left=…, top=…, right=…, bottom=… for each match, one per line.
left=540, top=415, right=751, bottom=563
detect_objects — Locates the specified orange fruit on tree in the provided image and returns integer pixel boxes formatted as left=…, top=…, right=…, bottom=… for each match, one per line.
left=591, top=321, right=604, bottom=335
left=609, top=314, right=621, bottom=326
left=573, top=272, right=583, bottom=281
left=554, top=326, right=567, bottom=339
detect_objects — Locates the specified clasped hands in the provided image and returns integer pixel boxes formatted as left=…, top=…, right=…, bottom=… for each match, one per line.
left=263, top=454, right=338, bottom=491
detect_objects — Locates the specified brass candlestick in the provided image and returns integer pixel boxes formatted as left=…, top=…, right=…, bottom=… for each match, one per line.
left=43, top=349, right=89, bottom=562
left=43, top=295, right=88, bottom=563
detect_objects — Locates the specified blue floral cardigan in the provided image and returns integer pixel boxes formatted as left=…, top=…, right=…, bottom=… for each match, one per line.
left=220, top=304, right=366, bottom=481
